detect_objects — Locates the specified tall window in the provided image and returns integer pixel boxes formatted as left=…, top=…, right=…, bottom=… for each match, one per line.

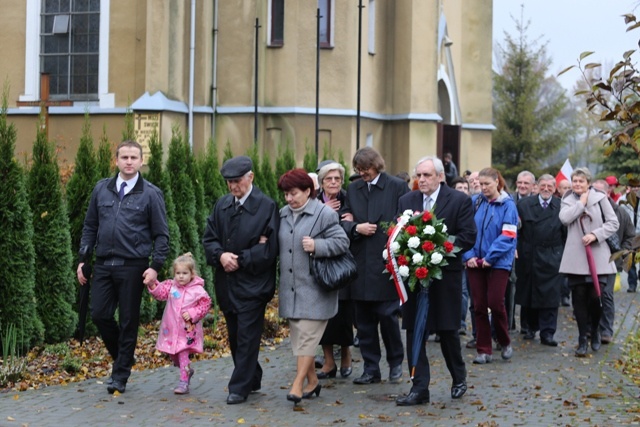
left=40, top=0, right=100, bottom=100
left=368, top=0, right=376, bottom=54
left=270, top=0, right=284, bottom=46
left=318, top=0, right=331, bottom=47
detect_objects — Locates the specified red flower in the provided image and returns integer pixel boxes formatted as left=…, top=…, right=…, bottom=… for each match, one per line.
left=422, top=241, right=435, bottom=252
left=386, top=263, right=394, bottom=274
left=397, top=255, right=409, bottom=266
left=444, top=241, right=454, bottom=253
left=422, top=211, right=433, bottom=222
left=406, top=225, right=418, bottom=236
left=387, top=226, right=395, bottom=236
left=415, top=267, right=428, bottom=279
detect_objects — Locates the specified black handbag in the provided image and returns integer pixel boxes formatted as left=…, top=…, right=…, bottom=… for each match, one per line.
left=308, top=205, right=358, bottom=292
left=599, top=201, right=622, bottom=253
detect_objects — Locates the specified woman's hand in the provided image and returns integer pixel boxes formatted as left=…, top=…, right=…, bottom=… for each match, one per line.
left=302, top=236, right=315, bottom=254
left=325, top=198, right=341, bottom=211
left=466, top=257, right=479, bottom=268
left=582, top=233, right=597, bottom=246
left=580, top=191, right=589, bottom=206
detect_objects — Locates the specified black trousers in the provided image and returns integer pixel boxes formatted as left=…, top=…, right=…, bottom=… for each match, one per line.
left=91, top=264, right=146, bottom=383
left=406, top=329, right=466, bottom=394
left=525, top=307, right=558, bottom=340
left=354, top=300, right=404, bottom=377
left=224, top=304, right=266, bottom=397
left=572, top=282, right=602, bottom=339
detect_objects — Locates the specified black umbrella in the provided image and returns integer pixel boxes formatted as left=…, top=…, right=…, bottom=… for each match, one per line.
left=77, top=263, right=92, bottom=345
left=410, top=286, right=430, bottom=379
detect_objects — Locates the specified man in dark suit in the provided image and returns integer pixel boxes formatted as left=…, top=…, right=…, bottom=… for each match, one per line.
left=343, top=147, right=409, bottom=385
left=202, top=156, right=279, bottom=404
left=515, top=174, right=566, bottom=347
left=395, top=156, right=476, bottom=405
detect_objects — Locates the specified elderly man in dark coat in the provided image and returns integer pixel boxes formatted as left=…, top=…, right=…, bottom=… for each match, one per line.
left=395, top=156, right=476, bottom=405
left=515, top=174, right=567, bottom=346
left=342, top=147, right=409, bottom=385
left=202, top=156, right=279, bottom=405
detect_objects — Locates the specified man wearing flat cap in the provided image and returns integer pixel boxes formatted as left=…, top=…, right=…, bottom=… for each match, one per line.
left=203, top=156, right=279, bottom=404
left=620, top=177, right=640, bottom=292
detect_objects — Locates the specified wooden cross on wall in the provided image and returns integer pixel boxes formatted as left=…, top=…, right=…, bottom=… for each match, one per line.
left=16, top=74, right=73, bottom=138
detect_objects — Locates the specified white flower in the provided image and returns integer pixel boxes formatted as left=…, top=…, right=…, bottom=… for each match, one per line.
left=403, top=209, right=414, bottom=217
left=423, top=225, right=436, bottom=236
left=390, top=241, right=401, bottom=253
left=407, top=236, right=421, bottom=249
left=412, top=253, right=424, bottom=264
left=441, top=224, right=448, bottom=233
left=431, top=252, right=443, bottom=265
left=398, top=265, right=410, bottom=278
left=382, top=249, right=388, bottom=260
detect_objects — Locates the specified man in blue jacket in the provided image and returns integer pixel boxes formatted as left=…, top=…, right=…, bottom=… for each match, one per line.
left=77, top=140, right=169, bottom=394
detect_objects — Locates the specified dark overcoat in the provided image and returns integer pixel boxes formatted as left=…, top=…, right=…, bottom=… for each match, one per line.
left=343, top=172, right=409, bottom=301
left=514, top=195, right=567, bottom=308
left=202, top=187, right=279, bottom=313
left=397, top=184, right=477, bottom=331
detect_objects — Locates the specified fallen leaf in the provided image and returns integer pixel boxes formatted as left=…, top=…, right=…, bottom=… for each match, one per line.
left=237, top=418, right=245, bottom=424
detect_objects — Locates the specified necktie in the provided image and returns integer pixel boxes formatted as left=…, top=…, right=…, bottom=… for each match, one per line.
left=118, top=182, right=127, bottom=201
left=367, top=183, right=372, bottom=192
left=424, top=196, right=432, bottom=211
left=235, top=201, right=241, bottom=211
left=542, top=201, right=548, bottom=209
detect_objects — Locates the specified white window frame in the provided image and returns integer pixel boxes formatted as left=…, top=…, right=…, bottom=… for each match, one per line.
left=21, top=0, right=113, bottom=107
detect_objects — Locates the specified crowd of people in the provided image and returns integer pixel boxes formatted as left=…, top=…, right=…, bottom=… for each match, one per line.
left=76, top=140, right=636, bottom=407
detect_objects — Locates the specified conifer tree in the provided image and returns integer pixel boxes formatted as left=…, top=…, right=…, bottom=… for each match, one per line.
left=28, top=114, right=77, bottom=343
left=223, top=140, right=234, bottom=163
left=0, top=86, right=44, bottom=349
left=275, top=140, right=296, bottom=207
left=303, top=142, right=318, bottom=172
left=260, top=151, right=278, bottom=202
left=199, top=138, right=226, bottom=213
left=96, top=125, right=113, bottom=179
left=245, top=143, right=265, bottom=191
left=166, top=127, right=212, bottom=296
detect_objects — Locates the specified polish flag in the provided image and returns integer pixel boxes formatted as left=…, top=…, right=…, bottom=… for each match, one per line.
left=555, top=159, right=573, bottom=185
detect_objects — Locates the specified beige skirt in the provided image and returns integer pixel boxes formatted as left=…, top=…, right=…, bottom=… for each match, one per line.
left=289, top=319, right=328, bottom=356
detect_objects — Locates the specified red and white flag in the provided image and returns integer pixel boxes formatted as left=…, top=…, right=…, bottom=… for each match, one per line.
left=555, top=158, right=573, bottom=186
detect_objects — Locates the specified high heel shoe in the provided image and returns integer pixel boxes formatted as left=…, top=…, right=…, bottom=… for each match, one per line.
left=286, top=393, right=302, bottom=405
left=340, top=366, right=352, bottom=378
left=302, top=383, right=321, bottom=399
left=316, top=366, right=337, bottom=379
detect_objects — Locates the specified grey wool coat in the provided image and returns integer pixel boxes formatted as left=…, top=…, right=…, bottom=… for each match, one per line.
left=559, top=188, right=619, bottom=277
left=278, top=198, right=351, bottom=320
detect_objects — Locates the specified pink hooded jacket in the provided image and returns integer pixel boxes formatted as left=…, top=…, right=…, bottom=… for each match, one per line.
left=148, top=276, right=212, bottom=355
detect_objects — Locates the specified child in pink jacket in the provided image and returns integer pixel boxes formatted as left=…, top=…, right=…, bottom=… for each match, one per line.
left=148, top=253, right=212, bottom=394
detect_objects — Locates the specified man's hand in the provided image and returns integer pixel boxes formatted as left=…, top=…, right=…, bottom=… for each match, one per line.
left=356, top=222, right=377, bottom=236
left=77, top=263, right=87, bottom=285
left=220, top=252, right=239, bottom=272
left=142, top=268, right=158, bottom=286
left=341, top=212, right=354, bottom=222
left=259, top=235, right=268, bottom=244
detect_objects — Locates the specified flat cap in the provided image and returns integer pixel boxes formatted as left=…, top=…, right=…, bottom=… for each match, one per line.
left=221, top=156, right=253, bottom=180
left=316, top=159, right=336, bottom=173
left=628, top=178, right=640, bottom=187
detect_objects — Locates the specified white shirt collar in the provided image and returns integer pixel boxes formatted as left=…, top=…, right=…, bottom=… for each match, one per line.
left=116, top=173, right=139, bottom=195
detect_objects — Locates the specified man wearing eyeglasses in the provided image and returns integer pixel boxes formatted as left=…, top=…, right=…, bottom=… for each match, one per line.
left=203, top=156, right=279, bottom=404
left=342, top=147, right=409, bottom=386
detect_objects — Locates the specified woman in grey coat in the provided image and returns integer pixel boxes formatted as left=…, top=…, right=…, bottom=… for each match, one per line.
left=559, top=167, right=619, bottom=357
left=277, top=169, right=351, bottom=405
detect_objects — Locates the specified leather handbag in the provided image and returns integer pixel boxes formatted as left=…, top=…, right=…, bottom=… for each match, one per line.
left=599, top=202, right=622, bottom=253
left=308, top=205, right=358, bottom=292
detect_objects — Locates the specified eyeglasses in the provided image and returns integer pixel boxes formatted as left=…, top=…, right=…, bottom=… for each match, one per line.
left=354, top=166, right=373, bottom=174
left=323, top=176, right=342, bottom=182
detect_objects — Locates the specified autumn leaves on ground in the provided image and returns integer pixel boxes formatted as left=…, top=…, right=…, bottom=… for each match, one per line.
left=2, top=300, right=287, bottom=393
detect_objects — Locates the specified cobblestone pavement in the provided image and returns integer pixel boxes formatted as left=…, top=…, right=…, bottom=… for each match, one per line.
left=2, top=290, right=640, bottom=427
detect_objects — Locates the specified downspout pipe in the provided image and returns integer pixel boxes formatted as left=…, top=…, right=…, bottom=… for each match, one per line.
left=188, top=0, right=196, bottom=148
left=211, top=0, right=219, bottom=140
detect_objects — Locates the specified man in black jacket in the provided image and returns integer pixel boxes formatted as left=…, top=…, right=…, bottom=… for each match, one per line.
left=203, top=156, right=279, bottom=404
left=395, top=156, right=476, bottom=405
left=77, top=140, right=169, bottom=394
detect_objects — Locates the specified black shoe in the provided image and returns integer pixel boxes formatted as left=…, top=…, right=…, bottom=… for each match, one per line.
left=227, top=393, right=247, bottom=404
left=302, top=383, right=321, bottom=399
left=591, top=330, right=601, bottom=352
left=465, top=338, right=476, bottom=349
left=575, top=337, right=588, bottom=357
left=353, top=336, right=360, bottom=348
left=389, top=365, right=403, bottom=383
left=353, top=372, right=381, bottom=385
left=520, top=329, right=529, bottom=335
left=316, top=366, right=337, bottom=379
left=105, top=376, right=113, bottom=385
left=396, top=391, right=430, bottom=406
left=107, top=380, right=126, bottom=394
left=628, top=287, right=637, bottom=293
left=314, top=356, right=324, bottom=369
left=251, top=383, right=261, bottom=393
left=523, top=331, right=536, bottom=340
left=561, top=296, right=571, bottom=307
left=541, top=337, right=558, bottom=347
left=451, top=381, right=467, bottom=399
left=434, top=334, right=441, bottom=342
left=286, top=393, right=302, bottom=405
left=340, top=366, right=353, bottom=378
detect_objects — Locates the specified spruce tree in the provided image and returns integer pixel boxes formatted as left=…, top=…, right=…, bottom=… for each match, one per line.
left=166, top=127, right=212, bottom=296
left=96, top=125, right=113, bottom=179
left=28, top=114, right=77, bottom=343
left=0, top=86, right=44, bottom=350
